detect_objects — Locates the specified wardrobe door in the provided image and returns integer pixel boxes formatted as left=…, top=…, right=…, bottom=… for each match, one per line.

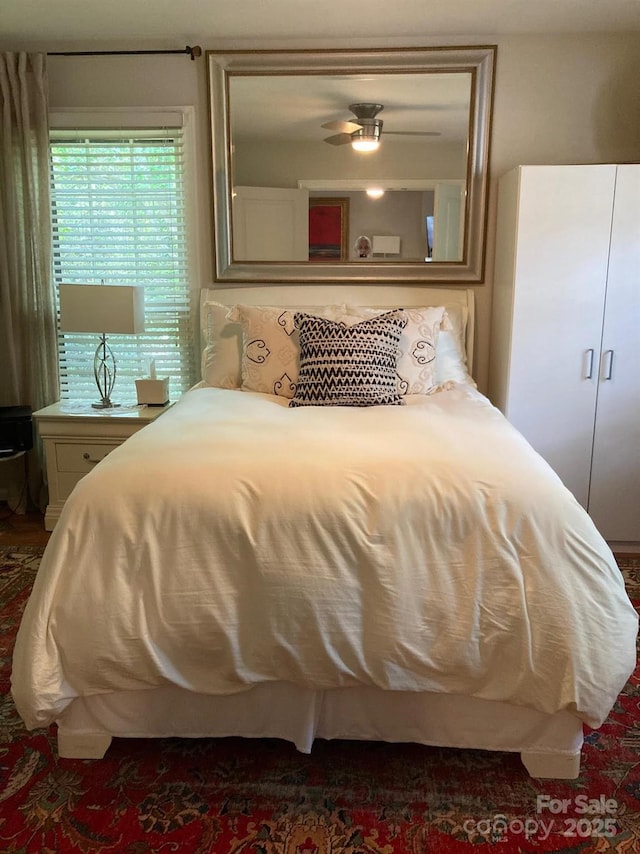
left=504, top=165, right=616, bottom=507
left=588, top=165, right=640, bottom=542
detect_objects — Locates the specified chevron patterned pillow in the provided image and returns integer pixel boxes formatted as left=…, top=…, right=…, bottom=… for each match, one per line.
left=289, top=310, right=408, bottom=407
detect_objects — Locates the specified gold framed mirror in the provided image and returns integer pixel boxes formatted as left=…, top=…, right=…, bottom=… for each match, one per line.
left=207, top=45, right=496, bottom=284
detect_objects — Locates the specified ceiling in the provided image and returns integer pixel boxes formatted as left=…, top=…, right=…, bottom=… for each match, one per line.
left=230, top=73, right=472, bottom=145
left=3, top=0, right=640, bottom=47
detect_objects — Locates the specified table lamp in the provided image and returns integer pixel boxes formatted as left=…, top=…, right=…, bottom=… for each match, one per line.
left=58, top=283, right=145, bottom=409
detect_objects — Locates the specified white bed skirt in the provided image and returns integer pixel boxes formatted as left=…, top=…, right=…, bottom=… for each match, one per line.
left=57, top=683, right=583, bottom=779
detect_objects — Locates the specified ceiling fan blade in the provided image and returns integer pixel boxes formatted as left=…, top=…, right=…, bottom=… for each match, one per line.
left=323, top=133, right=354, bottom=146
left=321, top=119, right=361, bottom=133
left=384, top=131, right=442, bottom=137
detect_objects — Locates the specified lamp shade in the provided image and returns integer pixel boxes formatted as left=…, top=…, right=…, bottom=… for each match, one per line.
left=59, top=284, right=145, bottom=334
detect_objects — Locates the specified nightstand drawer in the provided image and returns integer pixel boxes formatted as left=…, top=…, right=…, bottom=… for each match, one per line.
left=58, top=471, right=86, bottom=500
left=56, top=442, right=119, bottom=473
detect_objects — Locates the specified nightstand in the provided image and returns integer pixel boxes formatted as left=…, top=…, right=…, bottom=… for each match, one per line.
left=34, top=402, right=169, bottom=530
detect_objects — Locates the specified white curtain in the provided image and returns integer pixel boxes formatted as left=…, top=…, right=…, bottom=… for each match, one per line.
left=0, top=53, right=59, bottom=509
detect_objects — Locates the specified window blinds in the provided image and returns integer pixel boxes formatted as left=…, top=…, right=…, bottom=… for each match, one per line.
left=50, top=126, right=196, bottom=404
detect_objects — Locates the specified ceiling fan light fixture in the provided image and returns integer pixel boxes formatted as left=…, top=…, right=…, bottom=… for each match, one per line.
left=350, top=119, right=382, bottom=153
left=351, top=138, right=379, bottom=152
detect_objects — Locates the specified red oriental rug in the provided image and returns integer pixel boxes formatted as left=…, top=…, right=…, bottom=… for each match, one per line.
left=1, top=546, right=639, bottom=853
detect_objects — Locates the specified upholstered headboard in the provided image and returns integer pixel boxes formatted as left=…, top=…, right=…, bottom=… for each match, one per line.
left=206, top=285, right=475, bottom=373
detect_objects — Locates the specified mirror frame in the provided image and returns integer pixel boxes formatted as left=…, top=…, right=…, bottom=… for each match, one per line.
left=207, top=45, right=497, bottom=284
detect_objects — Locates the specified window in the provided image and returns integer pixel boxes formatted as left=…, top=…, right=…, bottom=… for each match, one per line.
left=50, top=111, right=196, bottom=404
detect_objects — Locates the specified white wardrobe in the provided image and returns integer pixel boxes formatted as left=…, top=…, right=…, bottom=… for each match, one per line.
left=489, top=164, right=640, bottom=545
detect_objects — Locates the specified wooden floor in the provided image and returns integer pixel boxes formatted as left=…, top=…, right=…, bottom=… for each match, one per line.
left=0, top=506, right=51, bottom=547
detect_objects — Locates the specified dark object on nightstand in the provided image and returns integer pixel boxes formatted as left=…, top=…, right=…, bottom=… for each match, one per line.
left=0, top=406, right=34, bottom=459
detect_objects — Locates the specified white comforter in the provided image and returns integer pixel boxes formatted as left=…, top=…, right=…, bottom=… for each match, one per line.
left=12, top=386, right=637, bottom=731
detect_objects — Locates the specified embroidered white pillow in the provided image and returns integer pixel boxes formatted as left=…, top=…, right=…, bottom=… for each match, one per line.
left=341, top=305, right=445, bottom=394
left=227, top=304, right=348, bottom=398
left=396, top=306, right=446, bottom=394
left=342, top=303, right=473, bottom=389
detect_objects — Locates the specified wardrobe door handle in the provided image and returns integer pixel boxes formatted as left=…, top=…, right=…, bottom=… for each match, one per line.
left=583, top=349, right=595, bottom=379
left=602, top=349, right=614, bottom=381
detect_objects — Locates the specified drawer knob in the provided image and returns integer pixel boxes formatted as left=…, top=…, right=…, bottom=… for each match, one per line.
left=82, top=452, right=102, bottom=464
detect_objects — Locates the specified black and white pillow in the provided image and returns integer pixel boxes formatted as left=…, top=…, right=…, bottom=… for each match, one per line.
left=289, top=310, right=408, bottom=407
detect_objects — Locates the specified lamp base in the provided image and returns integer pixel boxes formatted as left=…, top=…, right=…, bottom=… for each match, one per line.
left=91, top=399, right=120, bottom=410
left=93, top=336, right=119, bottom=410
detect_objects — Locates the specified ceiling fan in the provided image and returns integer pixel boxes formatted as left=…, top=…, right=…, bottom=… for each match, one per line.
left=322, top=103, right=441, bottom=150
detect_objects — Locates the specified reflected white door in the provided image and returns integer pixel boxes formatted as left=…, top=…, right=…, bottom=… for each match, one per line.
left=432, top=182, right=464, bottom=261
left=232, top=186, right=309, bottom=261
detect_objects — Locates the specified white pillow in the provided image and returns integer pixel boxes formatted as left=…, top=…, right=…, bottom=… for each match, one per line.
left=434, top=303, right=475, bottom=387
left=226, top=303, right=348, bottom=399
left=200, top=295, right=243, bottom=389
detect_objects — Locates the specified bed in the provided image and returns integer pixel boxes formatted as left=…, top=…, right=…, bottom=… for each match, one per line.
left=11, top=287, right=638, bottom=780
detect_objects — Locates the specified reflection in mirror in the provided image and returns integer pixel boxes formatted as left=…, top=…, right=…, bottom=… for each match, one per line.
left=297, top=182, right=466, bottom=262
left=208, top=46, right=496, bottom=284
left=230, top=73, right=471, bottom=263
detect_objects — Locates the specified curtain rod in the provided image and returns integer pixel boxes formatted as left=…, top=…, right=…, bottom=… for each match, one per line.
left=49, top=45, right=202, bottom=60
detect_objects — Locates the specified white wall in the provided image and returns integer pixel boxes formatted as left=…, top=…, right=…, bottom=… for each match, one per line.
left=234, top=139, right=467, bottom=186
left=38, top=32, right=640, bottom=394
left=345, top=191, right=428, bottom=261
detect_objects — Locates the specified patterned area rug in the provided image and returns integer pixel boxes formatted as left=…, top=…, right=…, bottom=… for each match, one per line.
left=1, top=546, right=638, bottom=853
